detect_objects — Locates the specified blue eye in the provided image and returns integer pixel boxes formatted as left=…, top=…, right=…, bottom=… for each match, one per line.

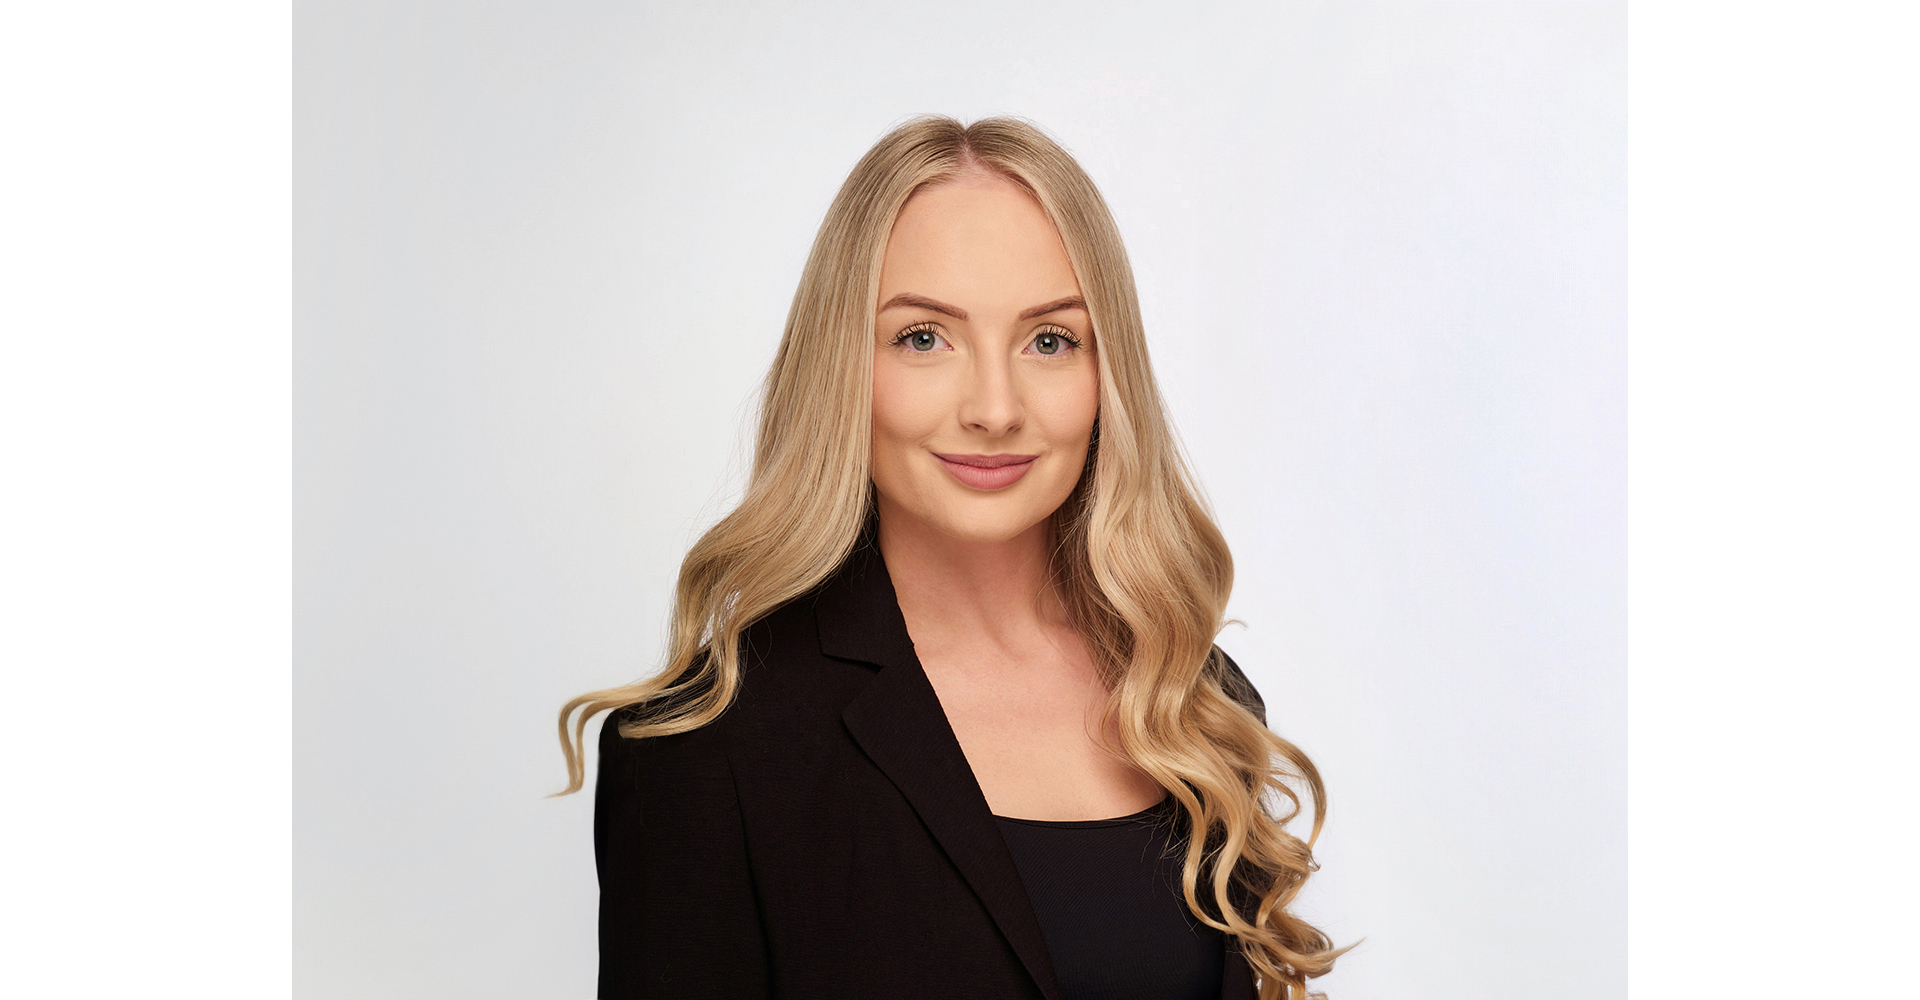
left=1026, top=328, right=1080, bottom=356
left=893, top=326, right=950, bottom=352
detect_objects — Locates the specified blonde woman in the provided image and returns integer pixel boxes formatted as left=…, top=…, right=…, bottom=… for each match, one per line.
left=559, top=116, right=1344, bottom=1000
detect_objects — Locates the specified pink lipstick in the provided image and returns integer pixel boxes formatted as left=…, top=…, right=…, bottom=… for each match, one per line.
left=933, top=452, right=1039, bottom=491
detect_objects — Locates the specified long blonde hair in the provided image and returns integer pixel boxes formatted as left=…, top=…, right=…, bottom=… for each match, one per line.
left=558, top=116, right=1344, bottom=999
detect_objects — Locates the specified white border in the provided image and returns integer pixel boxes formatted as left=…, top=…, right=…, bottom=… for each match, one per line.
left=1629, top=3, right=1917, bottom=996
left=0, top=3, right=291, bottom=997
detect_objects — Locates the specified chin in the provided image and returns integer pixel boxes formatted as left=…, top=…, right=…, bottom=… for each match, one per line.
left=934, top=515, right=1045, bottom=545
left=921, top=492, right=1060, bottom=544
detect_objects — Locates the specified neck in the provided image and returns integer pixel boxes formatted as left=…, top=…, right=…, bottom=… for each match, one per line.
left=875, top=495, right=1059, bottom=638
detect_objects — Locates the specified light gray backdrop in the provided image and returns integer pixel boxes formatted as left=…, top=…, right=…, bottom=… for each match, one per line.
left=296, top=2, right=1623, bottom=997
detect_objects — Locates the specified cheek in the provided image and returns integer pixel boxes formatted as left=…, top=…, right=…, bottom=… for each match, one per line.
left=1032, top=369, right=1101, bottom=447
left=870, top=363, right=940, bottom=447
left=869, top=361, right=951, bottom=506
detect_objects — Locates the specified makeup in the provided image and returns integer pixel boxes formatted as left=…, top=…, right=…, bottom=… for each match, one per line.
left=933, top=452, right=1039, bottom=491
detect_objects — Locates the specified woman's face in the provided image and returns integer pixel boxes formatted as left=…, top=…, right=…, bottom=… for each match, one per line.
left=870, top=170, right=1099, bottom=545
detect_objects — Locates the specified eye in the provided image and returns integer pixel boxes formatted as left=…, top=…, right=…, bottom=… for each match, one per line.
left=890, top=325, right=951, bottom=353
left=1025, top=327, right=1083, bottom=356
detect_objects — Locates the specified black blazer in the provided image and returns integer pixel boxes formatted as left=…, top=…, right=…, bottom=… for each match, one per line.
left=594, top=540, right=1266, bottom=999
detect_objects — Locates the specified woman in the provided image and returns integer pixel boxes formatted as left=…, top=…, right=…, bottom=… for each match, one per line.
left=558, top=116, right=1344, bottom=1000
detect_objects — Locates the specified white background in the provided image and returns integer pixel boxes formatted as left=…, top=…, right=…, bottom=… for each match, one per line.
left=295, top=3, right=1622, bottom=998
left=13, top=3, right=1918, bottom=1000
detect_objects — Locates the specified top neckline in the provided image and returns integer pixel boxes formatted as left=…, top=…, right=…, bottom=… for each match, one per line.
left=993, top=794, right=1175, bottom=829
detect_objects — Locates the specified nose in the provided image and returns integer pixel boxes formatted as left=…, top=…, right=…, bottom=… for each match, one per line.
left=956, top=351, right=1023, bottom=437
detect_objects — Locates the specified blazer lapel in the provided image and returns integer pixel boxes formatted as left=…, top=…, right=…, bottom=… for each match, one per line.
left=818, top=541, right=1064, bottom=1000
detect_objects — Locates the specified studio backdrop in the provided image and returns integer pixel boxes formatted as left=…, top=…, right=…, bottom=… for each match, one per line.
left=296, top=2, right=1624, bottom=997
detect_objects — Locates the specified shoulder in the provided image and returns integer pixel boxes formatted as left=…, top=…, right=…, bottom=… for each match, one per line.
left=1210, top=646, right=1267, bottom=727
left=595, top=700, right=734, bottom=805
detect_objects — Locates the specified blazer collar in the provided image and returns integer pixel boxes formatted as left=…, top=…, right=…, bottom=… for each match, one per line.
left=815, top=540, right=1064, bottom=1000
left=813, top=536, right=920, bottom=672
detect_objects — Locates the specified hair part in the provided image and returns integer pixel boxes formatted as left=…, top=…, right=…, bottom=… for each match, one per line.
left=558, top=115, right=1346, bottom=999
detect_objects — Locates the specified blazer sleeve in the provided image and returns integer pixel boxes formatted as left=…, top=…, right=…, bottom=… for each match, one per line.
left=594, top=709, right=770, bottom=999
left=1211, top=646, right=1268, bottom=727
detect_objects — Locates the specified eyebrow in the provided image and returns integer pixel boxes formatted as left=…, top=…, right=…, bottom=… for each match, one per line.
left=877, top=293, right=1088, bottom=322
left=878, top=293, right=967, bottom=320
left=1017, top=296, right=1087, bottom=321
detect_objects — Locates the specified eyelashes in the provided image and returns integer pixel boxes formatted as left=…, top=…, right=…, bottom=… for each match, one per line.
left=889, top=323, right=951, bottom=353
left=1025, top=327, right=1083, bottom=356
left=886, top=323, right=1085, bottom=356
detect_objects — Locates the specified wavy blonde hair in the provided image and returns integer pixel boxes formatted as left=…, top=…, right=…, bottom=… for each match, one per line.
left=559, top=116, right=1345, bottom=999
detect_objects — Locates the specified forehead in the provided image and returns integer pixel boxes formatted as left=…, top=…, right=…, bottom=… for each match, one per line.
left=879, top=173, right=1081, bottom=308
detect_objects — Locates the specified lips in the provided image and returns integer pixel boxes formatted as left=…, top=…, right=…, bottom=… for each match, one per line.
left=933, top=452, right=1039, bottom=491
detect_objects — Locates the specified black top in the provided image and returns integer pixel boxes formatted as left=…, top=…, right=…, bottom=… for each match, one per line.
left=594, top=539, right=1267, bottom=999
left=996, top=797, right=1227, bottom=1000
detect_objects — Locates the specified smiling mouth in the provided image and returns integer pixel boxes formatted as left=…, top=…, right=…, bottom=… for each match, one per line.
left=932, top=452, right=1039, bottom=490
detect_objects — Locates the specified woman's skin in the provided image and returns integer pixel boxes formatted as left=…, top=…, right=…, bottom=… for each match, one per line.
left=871, top=168, right=1165, bottom=822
